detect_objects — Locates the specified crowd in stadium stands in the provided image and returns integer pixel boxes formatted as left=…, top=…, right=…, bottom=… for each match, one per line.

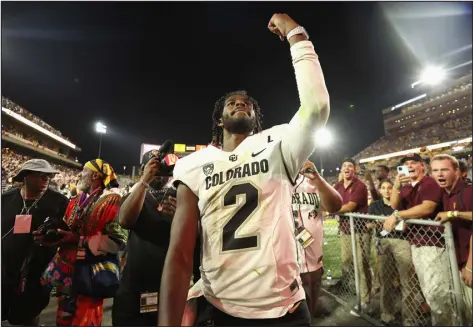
left=2, top=148, right=80, bottom=192
left=397, top=76, right=471, bottom=118
left=1, top=125, right=71, bottom=158
left=2, top=96, right=71, bottom=141
left=1, top=148, right=133, bottom=198
left=356, top=112, right=472, bottom=160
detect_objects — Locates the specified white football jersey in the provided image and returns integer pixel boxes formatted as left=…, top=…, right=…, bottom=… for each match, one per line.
left=175, top=126, right=304, bottom=318
left=173, top=40, right=329, bottom=319
left=293, top=176, right=324, bottom=274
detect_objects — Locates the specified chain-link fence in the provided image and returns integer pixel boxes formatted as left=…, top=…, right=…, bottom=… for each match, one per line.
left=321, top=213, right=469, bottom=327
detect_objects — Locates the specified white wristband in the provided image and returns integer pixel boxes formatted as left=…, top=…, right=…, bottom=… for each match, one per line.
left=286, top=26, right=309, bottom=41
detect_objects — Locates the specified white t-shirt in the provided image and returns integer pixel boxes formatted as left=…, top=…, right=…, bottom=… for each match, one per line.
left=292, top=176, right=323, bottom=273
left=174, top=40, right=329, bottom=319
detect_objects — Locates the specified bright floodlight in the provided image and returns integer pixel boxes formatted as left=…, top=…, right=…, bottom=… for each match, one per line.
left=420, top=66, right=446, bottom=85
left=95, top=122, right=107, bottom=134
left=411, top=66, right=447, bottom=88
left=314, top=127, right=333, bottom=148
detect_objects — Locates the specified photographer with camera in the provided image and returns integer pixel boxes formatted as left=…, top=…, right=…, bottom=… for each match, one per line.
left=2, top=159, right=69, bottom=326
left=113, top=141, right=200, bottom=326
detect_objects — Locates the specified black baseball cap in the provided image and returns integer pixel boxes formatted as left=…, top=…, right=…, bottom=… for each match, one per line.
left=141, top=149, right=160, bottom=169
left=400, top=153, right=424, bottom=164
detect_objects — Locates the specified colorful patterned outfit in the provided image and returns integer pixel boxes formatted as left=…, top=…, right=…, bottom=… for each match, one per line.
left=42, top=160, right=127, bottom=326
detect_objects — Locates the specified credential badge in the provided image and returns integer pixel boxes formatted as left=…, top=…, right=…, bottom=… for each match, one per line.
left=203, top=163, right=214, bottom=176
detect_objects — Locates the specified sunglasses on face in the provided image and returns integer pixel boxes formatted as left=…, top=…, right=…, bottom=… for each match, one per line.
left=29, top=172, right=54, bottom=179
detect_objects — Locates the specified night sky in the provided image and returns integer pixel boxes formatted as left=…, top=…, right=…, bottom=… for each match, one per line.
left=2, top=2, right=472, bottom=173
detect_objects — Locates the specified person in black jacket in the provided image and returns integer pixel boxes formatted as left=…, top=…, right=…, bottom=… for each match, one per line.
left=1, top=159, right=69, bottom=326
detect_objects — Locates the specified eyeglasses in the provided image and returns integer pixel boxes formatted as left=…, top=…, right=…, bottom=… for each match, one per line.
left=29, top=172, right=54, bottom=179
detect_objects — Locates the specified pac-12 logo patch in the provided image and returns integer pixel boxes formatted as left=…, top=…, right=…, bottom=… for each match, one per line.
left=203, top=163, right=214, bottom=176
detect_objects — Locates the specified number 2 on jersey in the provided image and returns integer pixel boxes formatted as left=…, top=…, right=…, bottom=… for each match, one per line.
left=222, top=182, right=260, bottom=252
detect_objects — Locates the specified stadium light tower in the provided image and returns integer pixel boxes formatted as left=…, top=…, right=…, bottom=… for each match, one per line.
left=314, top=127, right=333, bottom=177
left=411, top=66, right=446, bottom=88
left=95, top=122, right=107, bottom=159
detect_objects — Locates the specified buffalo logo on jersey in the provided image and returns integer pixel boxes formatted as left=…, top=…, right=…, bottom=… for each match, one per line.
left=308, top=209, right=319, bottom=220
left=292, top=192, right=321, bottom=209
left=229, top=154, right=238, bottom=162
left=205, top=159, right=269, bottom=190
left=203, top=163, right=214, bottom=176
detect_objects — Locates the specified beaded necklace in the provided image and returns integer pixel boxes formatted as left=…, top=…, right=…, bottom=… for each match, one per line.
left=67, top=187, right=103, bottom=234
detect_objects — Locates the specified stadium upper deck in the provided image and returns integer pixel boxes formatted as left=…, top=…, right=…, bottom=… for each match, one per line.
left=1, top=96, right=81, bottom=168
left=354, top=71, right=472, bottom=166
left=382, top=72, right=472, bottom=136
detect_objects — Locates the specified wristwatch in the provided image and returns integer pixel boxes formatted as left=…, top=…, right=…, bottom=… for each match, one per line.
left=286, top=26, right=309, bottom=41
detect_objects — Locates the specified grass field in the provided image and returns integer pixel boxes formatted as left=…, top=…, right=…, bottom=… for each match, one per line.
left=322, top=219, right=378, bottom=281
left=322, top=219, right=343, bottom=279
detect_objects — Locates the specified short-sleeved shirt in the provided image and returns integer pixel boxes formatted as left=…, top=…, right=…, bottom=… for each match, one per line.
left=118, top=190, right=201, bottom=294
left=369, top=200, right=404, bottom=239
left=334, top=177, right=368, bottom=234
left=118, top=192, right=173, bottom=294
left=114, top=189, right=201, bottom=322
left=441, top=179, right=472, bottom=269
left=398, top=175, right=443, bottom=247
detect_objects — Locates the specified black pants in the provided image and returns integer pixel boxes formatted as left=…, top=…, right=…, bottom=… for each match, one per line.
left=300, top=267, right=323, bottom=317
left=2, top=275, right=51, bottom=325
left=195, top=296, right=310, bottom=326
left=112, top=287, right=157, bottom=326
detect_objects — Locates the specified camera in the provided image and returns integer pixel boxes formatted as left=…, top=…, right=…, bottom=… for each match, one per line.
left=156, top=153, right=179, bottom=177
left=144, top=140, right=179, bottom=177
left=36, top=217, right=70, bottom=243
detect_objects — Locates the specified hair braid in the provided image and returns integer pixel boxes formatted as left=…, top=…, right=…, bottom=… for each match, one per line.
left=211, top=90, right=263, bottom=148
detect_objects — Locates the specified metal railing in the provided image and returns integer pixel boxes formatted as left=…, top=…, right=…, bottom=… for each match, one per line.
left=321, top=213, right=469, bottom=326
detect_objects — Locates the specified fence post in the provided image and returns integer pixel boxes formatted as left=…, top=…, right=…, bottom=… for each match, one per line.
left=349, top=215, right=361, bottom=309
left=443, top=221, right=465, bottom=326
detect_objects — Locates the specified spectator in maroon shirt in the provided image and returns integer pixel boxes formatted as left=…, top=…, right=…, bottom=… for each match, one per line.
left=333, top=158, right=371, bottom=314
left=384, top=153, right=453, bottom=326
left=431, top=154, right=472, bottom=325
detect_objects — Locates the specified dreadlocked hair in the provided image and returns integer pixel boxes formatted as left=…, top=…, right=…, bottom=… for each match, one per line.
left=211, top=90, right=263, bottom=148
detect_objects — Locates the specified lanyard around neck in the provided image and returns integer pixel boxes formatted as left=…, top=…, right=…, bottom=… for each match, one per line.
left=20, top=188, right=45, bottom=215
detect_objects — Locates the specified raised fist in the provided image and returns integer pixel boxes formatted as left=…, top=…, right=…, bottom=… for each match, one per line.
left=267, top=13, right=300, bottom=41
